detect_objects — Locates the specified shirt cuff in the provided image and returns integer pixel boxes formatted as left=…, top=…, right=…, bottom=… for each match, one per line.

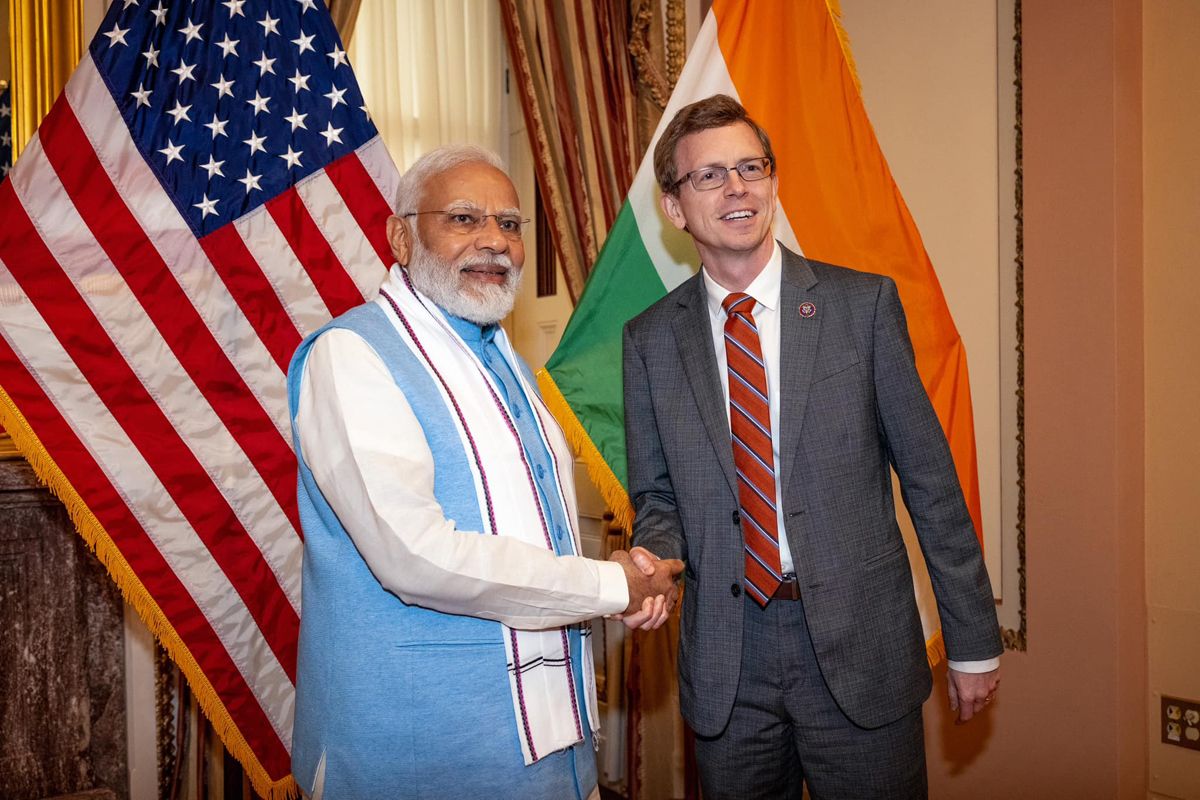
left=946, top=657, right=1000, bottom=673
left=595, top=559, right=629, bottom=616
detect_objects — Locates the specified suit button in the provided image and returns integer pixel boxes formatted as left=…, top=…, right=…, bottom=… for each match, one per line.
left=732, top=509, right=740, bottom=525
left=730, top=583, right=741, bottom=598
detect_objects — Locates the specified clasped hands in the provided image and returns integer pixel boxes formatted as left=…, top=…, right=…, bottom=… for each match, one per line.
left=608, top=546, right=683, bottom=631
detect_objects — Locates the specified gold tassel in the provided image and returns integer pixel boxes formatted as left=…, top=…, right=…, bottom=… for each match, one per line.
left=535, top=369, right=635, bottom=531
left=925, top=629, right=946, bottom=669
left=0, top=385, right=299, bottom=800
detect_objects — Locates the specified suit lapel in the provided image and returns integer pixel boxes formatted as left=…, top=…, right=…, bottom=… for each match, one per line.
left=671, top=276, right=738, bottom=496
left=777, top=250, right=821, bottom=495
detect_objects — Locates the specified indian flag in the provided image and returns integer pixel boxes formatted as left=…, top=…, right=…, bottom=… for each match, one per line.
left=538, top=0, right=982, bottom=664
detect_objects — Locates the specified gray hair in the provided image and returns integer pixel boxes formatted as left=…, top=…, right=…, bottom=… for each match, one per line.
left=394, top=144, right=506, bottom=215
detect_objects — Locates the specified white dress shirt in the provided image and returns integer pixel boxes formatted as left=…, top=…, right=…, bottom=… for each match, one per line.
left=700, top=243, right=998, bottom=674
left=295, top=275, right=629, bottom=629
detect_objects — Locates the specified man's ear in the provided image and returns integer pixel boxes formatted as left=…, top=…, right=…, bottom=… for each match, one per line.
left=660, top=192, right=688, bottom=233
left=386, top=215, right=412, bottom=266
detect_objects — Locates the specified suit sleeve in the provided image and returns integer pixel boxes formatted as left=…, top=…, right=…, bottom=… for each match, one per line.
left=296, top=329, right=629, bottom=629
left=870, top=278, right=1002, bottom=662
left=623, top=322, right=687, bottom=562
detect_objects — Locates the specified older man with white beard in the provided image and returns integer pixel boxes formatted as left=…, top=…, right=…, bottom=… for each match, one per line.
left=286, top=145, right=682, bottom=800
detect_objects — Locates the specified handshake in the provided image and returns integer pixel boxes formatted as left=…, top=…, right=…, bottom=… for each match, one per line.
left=608, top=547, right=684, bottom=632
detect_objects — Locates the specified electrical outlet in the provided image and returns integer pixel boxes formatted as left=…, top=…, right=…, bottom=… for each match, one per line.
left=1162, top=696, right=1200, bottom=751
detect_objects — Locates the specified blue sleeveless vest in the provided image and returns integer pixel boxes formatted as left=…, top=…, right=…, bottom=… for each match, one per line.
left=287, top=302, right=596, bottom=799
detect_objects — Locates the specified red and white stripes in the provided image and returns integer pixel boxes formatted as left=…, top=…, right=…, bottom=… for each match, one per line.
left=0, top=52, right=400, bottom=782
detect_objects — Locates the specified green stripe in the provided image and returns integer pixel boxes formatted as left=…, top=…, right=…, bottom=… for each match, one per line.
left=545, top=203, right=667, bottom=490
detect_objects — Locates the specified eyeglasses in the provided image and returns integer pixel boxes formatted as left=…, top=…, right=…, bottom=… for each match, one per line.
left=670, top=157, right=775, bottom=193
left=402, top=210, right=530, bottom=240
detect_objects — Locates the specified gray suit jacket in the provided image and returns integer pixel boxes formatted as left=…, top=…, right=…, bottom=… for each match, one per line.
left=623, top=246, right=1001, bottom=736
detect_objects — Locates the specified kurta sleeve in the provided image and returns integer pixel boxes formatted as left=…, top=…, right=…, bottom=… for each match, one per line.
left=296, top=328, right=629, bottom=629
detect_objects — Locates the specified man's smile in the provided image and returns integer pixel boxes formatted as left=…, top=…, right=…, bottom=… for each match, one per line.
left=461, top=262, right=510, bottom=284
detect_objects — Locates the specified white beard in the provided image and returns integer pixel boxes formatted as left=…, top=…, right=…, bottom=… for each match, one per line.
left=406, top=240, right=523, bottom=325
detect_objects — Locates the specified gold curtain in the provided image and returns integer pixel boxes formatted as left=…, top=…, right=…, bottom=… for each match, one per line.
left=500, top=0, right=644, bottom=302
left=325, top=0, right=363, bottom=46
left=0, top=0, right=81, bottom=458
left=6, top=0, right=82, bottom=162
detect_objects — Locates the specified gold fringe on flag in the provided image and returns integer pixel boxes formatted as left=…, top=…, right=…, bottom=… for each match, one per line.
left=823, top=0, right=862, bottom=94
left=925, top=629, right=946, bottom=668
left=0, top=384, right=299, bottom=800
left=536, top=368, right=635, bottom=532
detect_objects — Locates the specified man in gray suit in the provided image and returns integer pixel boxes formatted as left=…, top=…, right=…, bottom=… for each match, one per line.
left=622, top=95, right=1002, bottom=799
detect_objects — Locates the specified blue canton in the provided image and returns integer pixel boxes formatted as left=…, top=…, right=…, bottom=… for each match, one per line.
left=1, top=85, right=11, bottom=179
left=88, top=0, right=378, bottom=236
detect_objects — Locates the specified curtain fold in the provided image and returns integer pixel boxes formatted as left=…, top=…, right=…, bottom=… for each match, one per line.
left=325, top=0, right=363, bottom=46
left=500, top=0, right=642, bottom=302
left=349, top=0, right=504, bottom=176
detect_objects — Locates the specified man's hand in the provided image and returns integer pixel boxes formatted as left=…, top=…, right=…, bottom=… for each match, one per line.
left=609, top=548, right=683, bottom=631
left=947, top=667, right=1000, bottom=724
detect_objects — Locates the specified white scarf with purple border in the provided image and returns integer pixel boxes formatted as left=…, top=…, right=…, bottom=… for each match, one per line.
left=376, top=269, right=599, bottom=766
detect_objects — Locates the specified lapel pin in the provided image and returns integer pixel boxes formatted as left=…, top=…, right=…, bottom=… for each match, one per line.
left=799, top=301, right=817, bottom=319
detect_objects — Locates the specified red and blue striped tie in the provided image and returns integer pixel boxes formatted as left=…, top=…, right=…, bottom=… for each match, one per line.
left=722, top=292, right=783, bottom=606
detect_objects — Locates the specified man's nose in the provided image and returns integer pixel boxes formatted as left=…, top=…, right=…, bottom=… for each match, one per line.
left=473, top=215, right=511, bottom=251
left=724, top=170, right=750, bottom=195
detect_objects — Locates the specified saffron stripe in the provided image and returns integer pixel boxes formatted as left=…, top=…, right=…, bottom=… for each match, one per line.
left=35, top=97, right=302, bottom=536
left=719, top=0, right=984, bottom=542
left=266, top=187, right=365, bottom=319
left=324, top=150, right=395, bottom=268
left=0, top=180, right=299, bottom=681
left=0, top=336, right=293, bottom=777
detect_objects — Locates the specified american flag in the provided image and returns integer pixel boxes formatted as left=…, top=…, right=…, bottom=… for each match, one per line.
left=1, top=83, right=11, bottom=178
left=0, top=0, right=398, bottom=793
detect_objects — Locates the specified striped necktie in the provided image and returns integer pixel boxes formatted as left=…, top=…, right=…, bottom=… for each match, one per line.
left=722, top=292, right=783, bottom=606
